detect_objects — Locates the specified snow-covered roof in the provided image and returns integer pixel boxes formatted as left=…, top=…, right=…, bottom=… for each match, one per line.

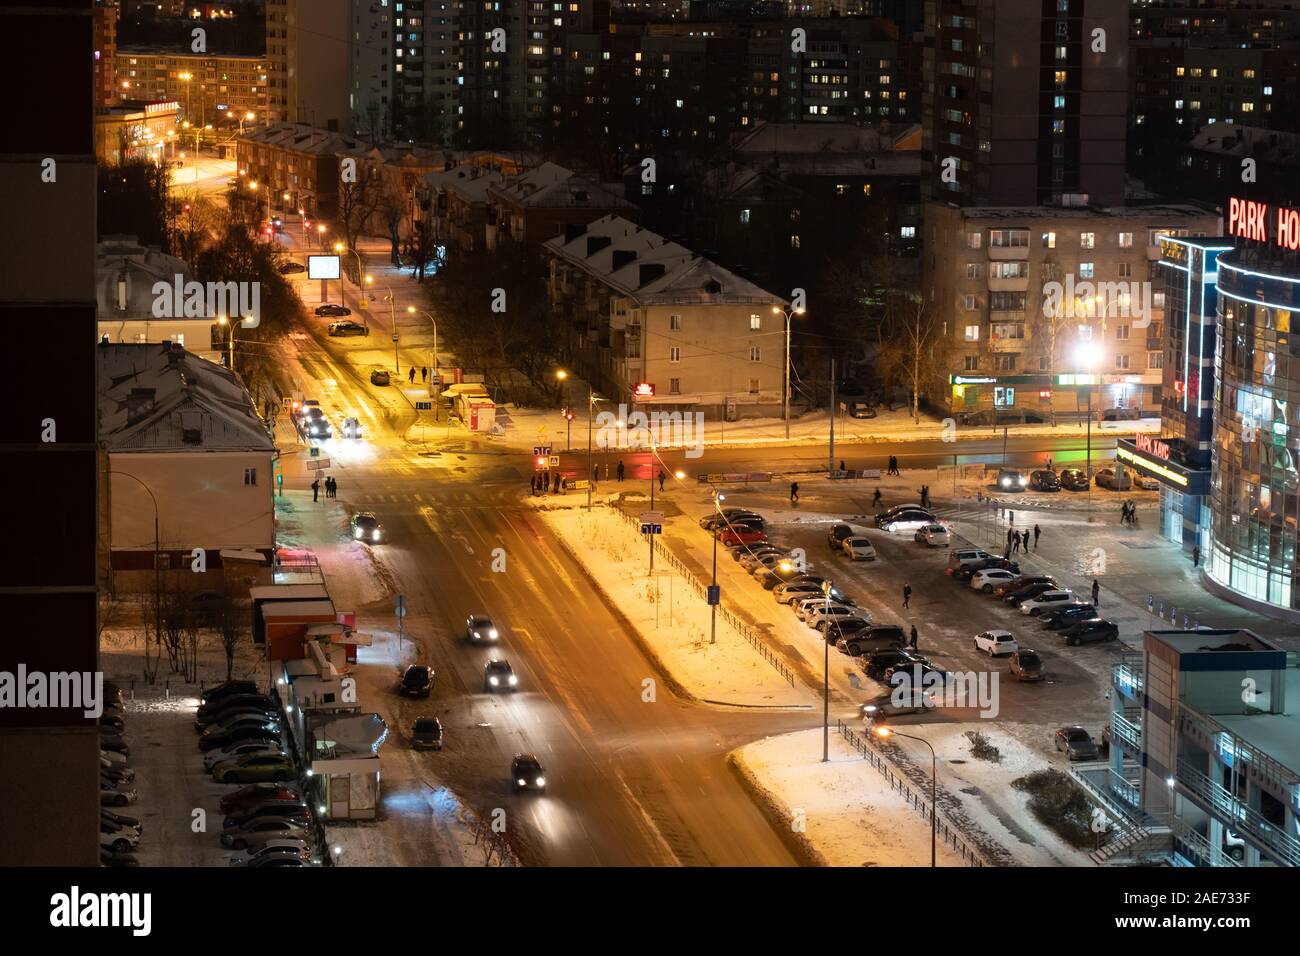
left=490, top=162, right=634, bottom=211
left=96, top=236, right=194, bottom=320
left=311, top=713, right=388, bottom=756
left=98, top=342, right=274, bottom=453
left=424, top=164, right=504, bottom=203
left=545, top=215, right=785, bottom=307
left=238, top=122, right=364, bottom=156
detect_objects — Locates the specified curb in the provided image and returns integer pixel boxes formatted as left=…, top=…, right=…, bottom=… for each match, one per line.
left=726, top=749, right=827, bottom=868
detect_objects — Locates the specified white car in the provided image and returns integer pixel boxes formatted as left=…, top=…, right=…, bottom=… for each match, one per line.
left=204, top=742, right=283, bottom=773
left=805, top=604, right=869, bottom=629
left=879, top=510, right=935, bottom=533
left=971, top=569, right=1018, bottom=593
left=229, top=838, right=315, bottom=866
left=1020, top=589, right=1075, bottom=616
left=914, top=523, right=951, bottom=547
left=841, top=536, right=877, bottom=561
left=973, top=629, right=1019, bottom=657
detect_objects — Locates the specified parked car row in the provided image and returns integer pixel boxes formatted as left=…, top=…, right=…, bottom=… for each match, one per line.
left=197, top=681, right=324, bottom=868
left=99, top=681, right=141, bottom=867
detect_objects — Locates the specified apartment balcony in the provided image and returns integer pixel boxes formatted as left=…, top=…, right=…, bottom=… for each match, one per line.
left=1171, top=814, right=1242, bottom=868
left=988, top=245, right=1030, bottom=261
left=1175, top=761, right=1300, bottom=867
left=1176, top=702, right=1300, bottom=800
left=1113, top=653, right=1144, bottom=701
left=989, top=310, right=1026, bottom=324
left=1108, top=710, right=1143, bottom=755
left=988, top=336, right=1025, bottom=353
left=987, top=276, right=1029, bottom=293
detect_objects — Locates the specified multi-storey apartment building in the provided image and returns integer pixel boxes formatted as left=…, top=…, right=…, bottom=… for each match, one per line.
left=1132, top=42, right=1300, bottom=133
left=924, top=201, right=1221, bottom=421
left=265, top=0, right=351, bottom=131
left=921, top=0, right=1129, bottom=207
left=545, top=215, right=787, bottom=416
left=116, top=48, right=270, bottom=128
left=1087, top=629, right=1300, bottom=868
left=236, top=123, right=367, bottom=219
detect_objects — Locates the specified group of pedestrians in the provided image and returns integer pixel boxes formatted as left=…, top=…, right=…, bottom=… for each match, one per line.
left=310, top=476, right=338, bottom=502
left=885, top=456, right=900, bottom=476
left=406, top=366, right=432, bottom=384
left=1120, top=500, right=1140, bottom=526
left=530, top=472, right=566, bottom=495
left=1004, top=524, right=1042, bottom=555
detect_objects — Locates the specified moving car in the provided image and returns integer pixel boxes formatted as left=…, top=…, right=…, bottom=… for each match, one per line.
left=303, top=408, right=331, bottom=439
left=1029, top=469, right=1060, bottom=492
left=211, top=752, right=297, bottom=785
left=512, top=753, right=546, bottom=793
left=1055, top=726, right=1100, bottom=761
left=1008, top=649, right=1044, bottom=682
left=864, top=648, right=930, bottom=681
left=1059, top=468, right=1090, bottom=491
left=971, top=569, right=1018, bottom=593
left=1062, top=618, right=1119, bottom=646
left=874, top=504, right=925, bottom=527
left=398, top=665, right=434, bottom=698
left=370, top=368, right=391, bottom=386
left=466, top=614, right=499, bottom=642
left=841, top=536, right=877, bottom=561
left=327, top=319, right=368, bottom=336
left=341, top=416, right=362, bottom=439
left=315, top=303, right=351, bottom=317
left=1020, top=589, right=1076, bottom=616
left=877, top=509, right=936, bottom=533
left=914, top=523, right=951, bottom=547
left=1041, top=603, right=1097, bottom=630
left=412, top=717, right=444, bottom=751
left=827, top=523, right=855, bottom=551
left=973, top=629, right=1019, bottom=657
left=1095, top=468, right=1133, bottom=491
left=996, top=468, right=1028, bottom=491
left=484, top=659, right=518, bottom=692
left=861, top=688, right=937, bottom=718
left=350, top=512, right=383, bottom=544
left=277, top=260, right=306, bottom=275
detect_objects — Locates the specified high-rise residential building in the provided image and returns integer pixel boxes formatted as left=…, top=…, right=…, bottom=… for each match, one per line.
left=266, top=0, right=351, bottom=131
left=116, top=49, right=270, bottom=128
left=95, top=1, right=120, bottom=108
left=921, top=0, right=1130, bottom=207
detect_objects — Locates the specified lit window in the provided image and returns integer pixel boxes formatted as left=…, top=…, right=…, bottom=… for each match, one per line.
left=964, top=325, right=979, bottom=341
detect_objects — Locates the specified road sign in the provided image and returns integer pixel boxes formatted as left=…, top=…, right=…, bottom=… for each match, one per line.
left=548, top=456, right=559, bottom=467
left=570, top=479, right=590, bottom=491
left=641, top=523, right=663, bottom=535
left=707, top=585, right=720, bottom=606
left=415, top=401, right=433, bottom=411
left=639, top=511, right=665, bottom=524
left=395, top=594, right=407, bottom=619
left=391, top=332, right=399, bottom=342
left=310, top=446, right=320, bottom=458
left=533, top=445, right=552, bottom=457
left=306, top=458, right=330, bottom=471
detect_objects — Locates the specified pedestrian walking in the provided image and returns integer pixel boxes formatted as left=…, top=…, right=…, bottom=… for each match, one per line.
left=902, top=583, right=912, bottom=609
left=311, top=478, right=320, bottom=502
left=421, top=366, right=428, bottom=382
left=658, top=469, right=666, bottom=493
left=1012, top=533, right=1020, bottom=554
left=790, top=481, right=799, bottom=503
left=1092, top=579, right=1101, bottom=606
left=909, top=625, right=918, bottom=650
left=1120, top=502, right=1129, bottom=525
left=408, top=367, right=416, bottom=384
left=553, top=472, right=561, bottom=494
left=872, top=488, right=883, bottom=508
left=617, top=460, right=625, bottom=482
left=1192, top=544, right=1201, bottom=567
left=1033, top=524, right=1041, bottom=549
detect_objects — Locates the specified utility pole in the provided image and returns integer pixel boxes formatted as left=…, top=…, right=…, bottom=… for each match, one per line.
left=828, top=358, right=836, bottom=478
left=586, top=382, right=593, bottom=513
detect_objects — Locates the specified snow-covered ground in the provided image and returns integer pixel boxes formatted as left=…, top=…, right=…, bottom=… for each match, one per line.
left=733, top=728, right=966, bottom=867
left=537, top=504, right=813, bottom=708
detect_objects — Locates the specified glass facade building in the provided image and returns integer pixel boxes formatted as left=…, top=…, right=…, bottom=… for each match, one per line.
left=1207, top=240, right=1300, bottom=619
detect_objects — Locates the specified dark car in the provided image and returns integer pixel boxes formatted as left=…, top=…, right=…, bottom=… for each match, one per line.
left=222, top=802, right=311, bottom=831
left=398, top=665, right=434, bottom=698
left=759, top=563, right=816, bottom=591
left=466, top=614, right=499, bottom=643
left=350, top=512, right=383, bottom=544
left=1042, top=603, right=1097, bottom=630
left=838, top=625, right=908, bottom=656
left=195, top=700, right=278, bottom=732
left=219, top=783, right=301, bottom=816
left=512, top=753, right=546, bottom=793
left=699, top=509, right=761, bottom=531
left=995, top=574, right=1055, bottom=598
left=959, top=408, right=1045, bottom=427
left=874, top=503, right=925, bottom=527
left=277, top=260, right=306, bottom=274
left=953, top=557, right=1021, bottom=582
left=1059, top=468, right=1090, bottom=491
left=197, top=693, right=275, bottom=721
left=823, top=617, right=873, bottom=643
left=723, top=514, right=766, bottom=532
left=864, top=648, right=929, bottom=681
left=370, top=368, right=391, bottom=386
left=827, top=523, right=855, bottom=551
left=1055, top=726, right=1100, bottom=761
left=1029, top=469, right=1060, bottom=492
left=315, top=303, right=351, bottom=317
left=484, top=658, right=518, bottom=692
left=1006, top=581, right=1059, bottom=607
left=1009, top=649, right=1044, bottom=682
left=412, top=717, right=444, bottom=751
left=1062, top=619, right=1119, bottom=646
left=328, top=319, right=368, bottom=336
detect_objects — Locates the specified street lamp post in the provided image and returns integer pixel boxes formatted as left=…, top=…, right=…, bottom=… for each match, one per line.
left=382, top=287, right=399, bottom=376
left=872, top=723, right=938, bottom=866
left=821, top=581, right=832, bottom=761
left=772, top=304, right=806, bottom=440
left=217, top=316, right=235, bottom=373
left=710, top=491, right=724, bottom=645
left=1074, top=343, right=1101, bottom=500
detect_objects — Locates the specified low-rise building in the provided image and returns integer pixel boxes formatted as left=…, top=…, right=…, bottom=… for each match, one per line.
left=235, top=122, right=365, bottom=220
left=924, top=201, right=1222, bottom=421
left=1086, top=629, right=1299, bottom=868
left=488, top=162, right=639, bottom=249
left=98, top=341, right=276, bottom=592
left=545, top=215, right=787, bottom=416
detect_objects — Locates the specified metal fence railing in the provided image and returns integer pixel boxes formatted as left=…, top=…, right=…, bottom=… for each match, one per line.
left=836, top=719, right=988, bottom=867
left=617, top=509, right=796, bottom=687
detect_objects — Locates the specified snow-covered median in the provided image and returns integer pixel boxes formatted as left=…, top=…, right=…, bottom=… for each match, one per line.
left=539, top=506, right=811, bottom=708
left=733, top=728, right=967, bottom=867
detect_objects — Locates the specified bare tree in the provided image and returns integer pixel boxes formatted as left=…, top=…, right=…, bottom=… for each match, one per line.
left=212, top=596, right=249, bottom=682
left=878, top=294, right=944, bottom=424
left=337, top=162, right=386, bottom=250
